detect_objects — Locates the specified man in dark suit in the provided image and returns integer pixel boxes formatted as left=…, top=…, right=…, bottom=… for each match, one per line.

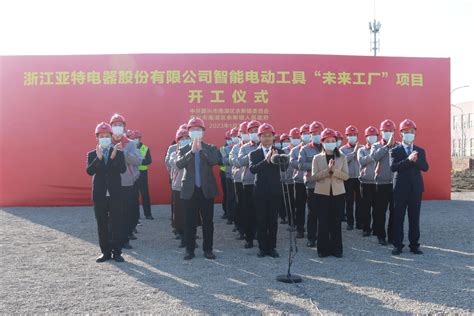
left=176, top=117, right=220, bottom=260
left=389, top=119, right=429, bottom=255
left=86, top=122, right=127, bottom=263
left=249, top=123, right=286, bottom=258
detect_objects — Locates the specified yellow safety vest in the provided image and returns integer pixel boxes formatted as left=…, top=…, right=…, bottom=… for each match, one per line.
left=219, top=146, right=226, bottom=172
left=138, top=144, right=149, bottom=171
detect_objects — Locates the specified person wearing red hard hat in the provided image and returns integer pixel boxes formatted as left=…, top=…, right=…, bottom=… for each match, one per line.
left=176, top=117, right=220, bottom=260
left=390, top=119, right=429, bottom=256
left=229, top=121, right=249, bottom=241
left=237, top=120, right=262, bottom=249
left=87, top=122, right=127, bottom=263
left=340, top=125, right=363, bottom=231
left=371, top=119, right=399, bottom=246
left=109, top=114, right=143, bottom=250
left=280, top=128, right=299, bottom=227
left=310, top=128, right=349, bottom=258
left=249, top=123, right=287, bottom=258
left=298, top=120, right=325, bottom=248
left=219, top=130, right=233, bottom=222
left=357, top=126, right=379, bottom=238
left=220, top=128, right=238, bottom=227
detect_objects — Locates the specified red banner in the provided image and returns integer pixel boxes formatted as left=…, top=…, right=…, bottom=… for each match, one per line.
left=0, top=54, right=450, bottom=206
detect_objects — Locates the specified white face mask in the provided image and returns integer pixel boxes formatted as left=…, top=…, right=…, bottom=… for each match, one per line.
left=241, top=133, right=250, bottom=142
left=382, top=131, right=394, bottom=141
left=301, top=134, right=311, bottom=144
left=323, top=142, right=337, bottom=151
left=367, top=135, right=378, bottom=144
left=189, top=130, right=203, bottom=140
left=98, top=137, right=112, bottom=148
left=347, top=136, right=358, bottom=144
left=112, top=126, right=124, bottom=136
left=291, top=138, right=301, bottom=146
left=250, top=133, right=259, bottom=142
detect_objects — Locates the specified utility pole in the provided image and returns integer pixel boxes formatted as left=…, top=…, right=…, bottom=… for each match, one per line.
left=369, top=0, right=381, bottom=56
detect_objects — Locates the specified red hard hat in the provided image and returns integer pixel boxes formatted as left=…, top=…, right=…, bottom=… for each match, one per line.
left=126, top=129, right=136, bottom=139
left=299, top=124, right=310, bottom=134
left=335, top=130, right=343, bottom=140
left=289, top=128, right=300, bottom=139
left=187, top=117, right=205, bottom=130
left=380, top=119, right=396, bottom=131
left=310, top=121, right=325, bottom=134
left=110, top=113, right=126, bottom=126
left=345, top=125, right=358, bottom=135
left=274, top=133, right=280, bottom=141
left=239, top=121, right=249, bottom=133
left=225, top=130, right=231, bottom=139
left=399, top=119, right=417, bottom=131
left=230, top=127, right=239, bottom=137
left=176, top=129, right=189, bottom=141
left=365, top=126, right=379, bottom=136
left=280, top=133, right=290, bottom=142
left=134, top=130, right=142, bottom=138
left=95, top=122, right=112, bottom=135
left=320, top=128, right=337, bottom=142
left=257, top=123, right=275, bottom=136
left=179, top=123, right=188, bottom=130
left=247, top=120, right=261, bottom=131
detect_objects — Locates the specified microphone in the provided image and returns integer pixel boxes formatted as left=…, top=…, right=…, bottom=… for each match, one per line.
left=271, top=154, right=289, bottom=165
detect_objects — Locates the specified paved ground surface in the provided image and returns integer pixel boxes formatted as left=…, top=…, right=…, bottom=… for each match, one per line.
left=1, top=193, right=473, bottom=314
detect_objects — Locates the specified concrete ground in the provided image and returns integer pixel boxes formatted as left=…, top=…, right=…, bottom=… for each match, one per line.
left=1, top=193, right=473, bottom=314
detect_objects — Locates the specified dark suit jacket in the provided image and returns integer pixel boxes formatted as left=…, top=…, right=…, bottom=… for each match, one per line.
left=176, top=142, right=220, bottom=200
left=249, top=146, right=286, bottom=196
left=390, top=144, right=429, bottom=196
left=86, top=148, right=126, bottom=202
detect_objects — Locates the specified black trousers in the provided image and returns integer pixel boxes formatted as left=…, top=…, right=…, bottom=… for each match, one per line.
left=137, top=171, right=152, bottom=217
left=183, top=187, right=214, bottom=254
left=243, top=184, right=256, bottom=242
left=373, top=184, right=395, bottom=240
left=306, top=188, right=318, bottom=241
left=219, top=171, right=227, bottom=214
left=315, top=193, right=344, bottom=255
left=344, top=178, right=361, bottom=226
left=279, top=183, right=295, bottom=221
left=225, top=178, right=237, bottom=221
left=393, top=191, right=422, bottom=250
left=122, top=185, right=139, bottom=242
left=254, top=192, right=281, bottom=252
left=172, top=190, right=185, bottom=234
left=360, top=183, right=377, bottom=232
left=234, top=182, right=244, bottom=231
left=94, top=197, right=123, bottom=255
left=294, top=183, right=307, bottom=233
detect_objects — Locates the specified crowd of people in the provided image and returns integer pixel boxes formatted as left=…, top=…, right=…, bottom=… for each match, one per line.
left=87, top=114, right=429, bottom=263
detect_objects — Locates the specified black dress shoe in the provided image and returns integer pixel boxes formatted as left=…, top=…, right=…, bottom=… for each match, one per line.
left=318, top=252, right=330, bottom=258
left=346, top=224, right=354, bottom=231
left=113, top=253, right=125, bottom=262
left=204, top=251, right=216, bottom=260
left=392, top=248, right=403, bottom=255
left=342, top=216, right=347, bottom=222
left=257, top=250, right=266, bottom=257
left=96, top=254, right=111, bottom=263
left=145, top=215, right=154, bottom=220
left=221, top=214, right=228, bottom=220
left=355, top=224, right=362, bottom=230
left=410, top=248, right=423, bottom=255
left=244, top=241, right=254, bottom=249
left=179, top=240, right=185, bottom=248
left=306, top=240, right=316, bottom=248
left=133, top=228, right=138, bottom=234
left=280, top=219, right=288, bottom=224
left=269, top=249, right=280, bottom=258
left=236, top=233, right=245, bottom=240
left=296, top=231, right=305, bottom=239
left=378, top=238, right=388, bottom=246
left=122, top=242, right=133, bottom=249
left=184, top=252, right=195, bottom=260
left=226, top=219, right=233, bottom=225
left=332, top=252, right=343, bottom=258
left=128, top=233, right=137, bottom=240
left=362, top=231, right=371, bottom=237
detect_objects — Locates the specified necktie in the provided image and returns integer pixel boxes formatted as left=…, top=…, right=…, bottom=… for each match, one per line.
left=406, top=146, right=412, bottom=156
left=103, top=148, right=109, bottom=164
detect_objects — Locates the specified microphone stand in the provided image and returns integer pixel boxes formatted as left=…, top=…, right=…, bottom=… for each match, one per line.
left=274, top=154, right=302, bottom=284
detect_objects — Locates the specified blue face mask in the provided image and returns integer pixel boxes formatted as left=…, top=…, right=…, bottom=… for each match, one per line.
left=282, top=142, right=290, bottom=148
left=402, top=133, right=415, bottom=143
left=367, top=135, right=378, bottom=144
left=189, top=130, right=203, bottom=140
left=98, top=137, right=112, bottom=148
left=291, top=138, right=301, bottom=146
left=232, top=137, right=240, bottom=144
left=226, top=139, right=232, bottom=146
left=336, top=140, right=342, bottom=148
left=241, top=133, right=250, bottom=142
left=312, top=134, right=321, bottom=144
left=301, top=134, right=311, bottom=144
left=275, top=143, right=282, bottom=149
left=382, top=131, right=394, bottom=141
left=132, top=139, right=139, bottom=146
left=323, top=142, right=337, bottom=151
left=250, top=133, right=259, bottom=142
left=347, top=136, right=358, bottom=144
left=179, top=139, right=191, bottom=147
